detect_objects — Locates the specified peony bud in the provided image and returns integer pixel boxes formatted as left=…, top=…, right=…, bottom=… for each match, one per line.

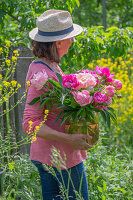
left=106, top=85, right=115, bottom=97
left=113, top=79, right=122, bottom=90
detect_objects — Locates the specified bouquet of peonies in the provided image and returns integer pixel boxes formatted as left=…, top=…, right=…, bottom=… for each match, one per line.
left=29, top=66, right=122, bottom=140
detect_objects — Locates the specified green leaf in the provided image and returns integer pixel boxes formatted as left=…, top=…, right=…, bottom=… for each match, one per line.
left=47, top=78, right=62, bottom=89
left=70, top=98, right=79, bottom=108
left=63, top=106, right=75, bottom=112
left=103, top=181, right=107, bottom=191
left=55, top=72, right=66, bottom=93
left=95, top=36, right=104, bottom=44
left=113, top=187, right=127, bottom=194
left=44, top=84, right=50, bottom=90
left=86, top=108, right=95, bottom=120
left=56, top=104, right=65, bottom=109
left=107, top=109, right=117, bottom=124
left=40, top=92, right=49, bottom=101
left=76, top=107, right=83, bottom=117
left=102, top=196, right=106, bottom=200
left=61, top=111, right=74, bottom=126
left=28, top=97, right=40, bottom=105
left=104, top=110, right=111, bottom=128
left=72, top=112, right=78, bottom=122
left=55, top=72, right=63, bottom=85
left=38, top=97, right=54, bottom=110
left=106, top=27, right=119, bottom=32
left=38, top=99, right=47, bottom=110
left=100, top=110, right=107, bottom=124
left=74, top=0, right=80, bottom=7
left=45, top=100, right=52, bottom=110
left=97, top=186, right=103, bottom=193
left=55, top=111, right=64, bottom=124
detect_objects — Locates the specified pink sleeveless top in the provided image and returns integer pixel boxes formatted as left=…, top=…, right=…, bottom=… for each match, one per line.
left=23, top=61, right=87, bottom=169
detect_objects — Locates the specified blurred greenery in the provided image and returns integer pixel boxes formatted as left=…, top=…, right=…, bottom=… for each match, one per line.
left=61, top=26, right=133, bottom=73
left=0, top=0, right=133, bottom=45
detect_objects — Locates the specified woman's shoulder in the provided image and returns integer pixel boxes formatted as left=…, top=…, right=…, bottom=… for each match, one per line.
left=26, top=60, right=56, bottom=83
left=29, top=60, right=53, bottom=73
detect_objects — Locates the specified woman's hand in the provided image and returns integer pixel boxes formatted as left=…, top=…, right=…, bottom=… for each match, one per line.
left=88, top=124, right=99, bottom=145
left=66, top=133, right=93, bottom=150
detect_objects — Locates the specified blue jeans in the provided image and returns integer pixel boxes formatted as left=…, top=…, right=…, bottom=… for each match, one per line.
left=31, top=160, right=89, bottom=200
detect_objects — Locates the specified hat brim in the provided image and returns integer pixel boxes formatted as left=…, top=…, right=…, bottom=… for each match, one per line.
left=29, top=24, right=83, bottom=42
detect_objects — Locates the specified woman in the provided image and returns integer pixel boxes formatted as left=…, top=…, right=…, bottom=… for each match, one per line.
left=23, top=9, right=95, bottom=200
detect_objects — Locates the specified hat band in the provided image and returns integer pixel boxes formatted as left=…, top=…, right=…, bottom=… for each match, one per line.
left=38, top=25, right=74, bottom=37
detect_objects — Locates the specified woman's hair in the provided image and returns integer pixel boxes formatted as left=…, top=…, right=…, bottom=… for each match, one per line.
left=31, top=40, right=60, bottom=63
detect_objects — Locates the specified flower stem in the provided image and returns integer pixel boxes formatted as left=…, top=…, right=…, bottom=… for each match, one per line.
left=5, top=93, right=11, bottom=157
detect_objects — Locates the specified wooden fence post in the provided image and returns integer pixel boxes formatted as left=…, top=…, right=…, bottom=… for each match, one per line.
left=14, top=45, right=33, bottom=154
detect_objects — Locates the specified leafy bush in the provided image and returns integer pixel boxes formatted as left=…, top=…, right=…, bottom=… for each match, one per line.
left=85, top=142, right=133, bottom=200
left=3, top=154, right=42, bottom=200
left=61, top=27, right=133, bottom=74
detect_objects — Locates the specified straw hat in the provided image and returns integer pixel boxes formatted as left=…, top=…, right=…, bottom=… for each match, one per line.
left=29, top=9, right=83, bottom=42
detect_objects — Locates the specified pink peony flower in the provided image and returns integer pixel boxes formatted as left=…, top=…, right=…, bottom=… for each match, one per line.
left=106, top=73, right=115, bottom=83
left=77, top=69, right=98, bottom=78
left=88, top=71, right=98, bottom=78
left=76, top=69, right=90, bottom=73
left=72, top=90, right=93, bottom=106
left=31, top=70, right=48, bottom=90
left=105, top=85, right=115, bottom=97
left=113, top=79, right=122, bottom=90
left=62, top=74, right=79, bottom=89
left=76, top=73, right=97, bottom=89
left=93, top=92, right=107, bottom=103
left=104, top=96, right=112, bottom=106
left=96, top=66, right=110, bottom=77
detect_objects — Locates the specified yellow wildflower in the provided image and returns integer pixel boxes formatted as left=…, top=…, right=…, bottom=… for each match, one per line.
left=126, top=60, right=131, bottom=65
left=3, top=81, right=10, bottom=87
left=31, top=136, right=37, bottom=143
left=45, top=110, right=49, bottom=115
left=11, top=80, right=17, bottom=87
left=17, top=83, right=21, bottom=88
left=35, top=126, right=40, bottom=131
left=6, top=59, right=11, bottom=66
left=12, top=56, right=17, bottom=61
left=13, top=50, right=18, bottom=54
left=26, top=81, right=30, bottom=88
left=27, top=120, right=33, bottom=135
left=0, top=74, right=2, bottom=80
left=118, top=57, right=122, bottom=61
left=3, top=97, right=8, bottom=102
left=28, top=121, right=33, bottom=126
left=6, top=41, right=11, bottom=47
left=114, top=135, right=118, bottom=138
left=0, top=47, right=3, bottom=55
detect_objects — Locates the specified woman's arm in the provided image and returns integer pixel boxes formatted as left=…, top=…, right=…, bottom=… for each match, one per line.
left=37, top=124, right=93, bottom=150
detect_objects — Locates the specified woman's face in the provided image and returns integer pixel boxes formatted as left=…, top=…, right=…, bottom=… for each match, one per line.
left=56, top=37, right=74, bottom=58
